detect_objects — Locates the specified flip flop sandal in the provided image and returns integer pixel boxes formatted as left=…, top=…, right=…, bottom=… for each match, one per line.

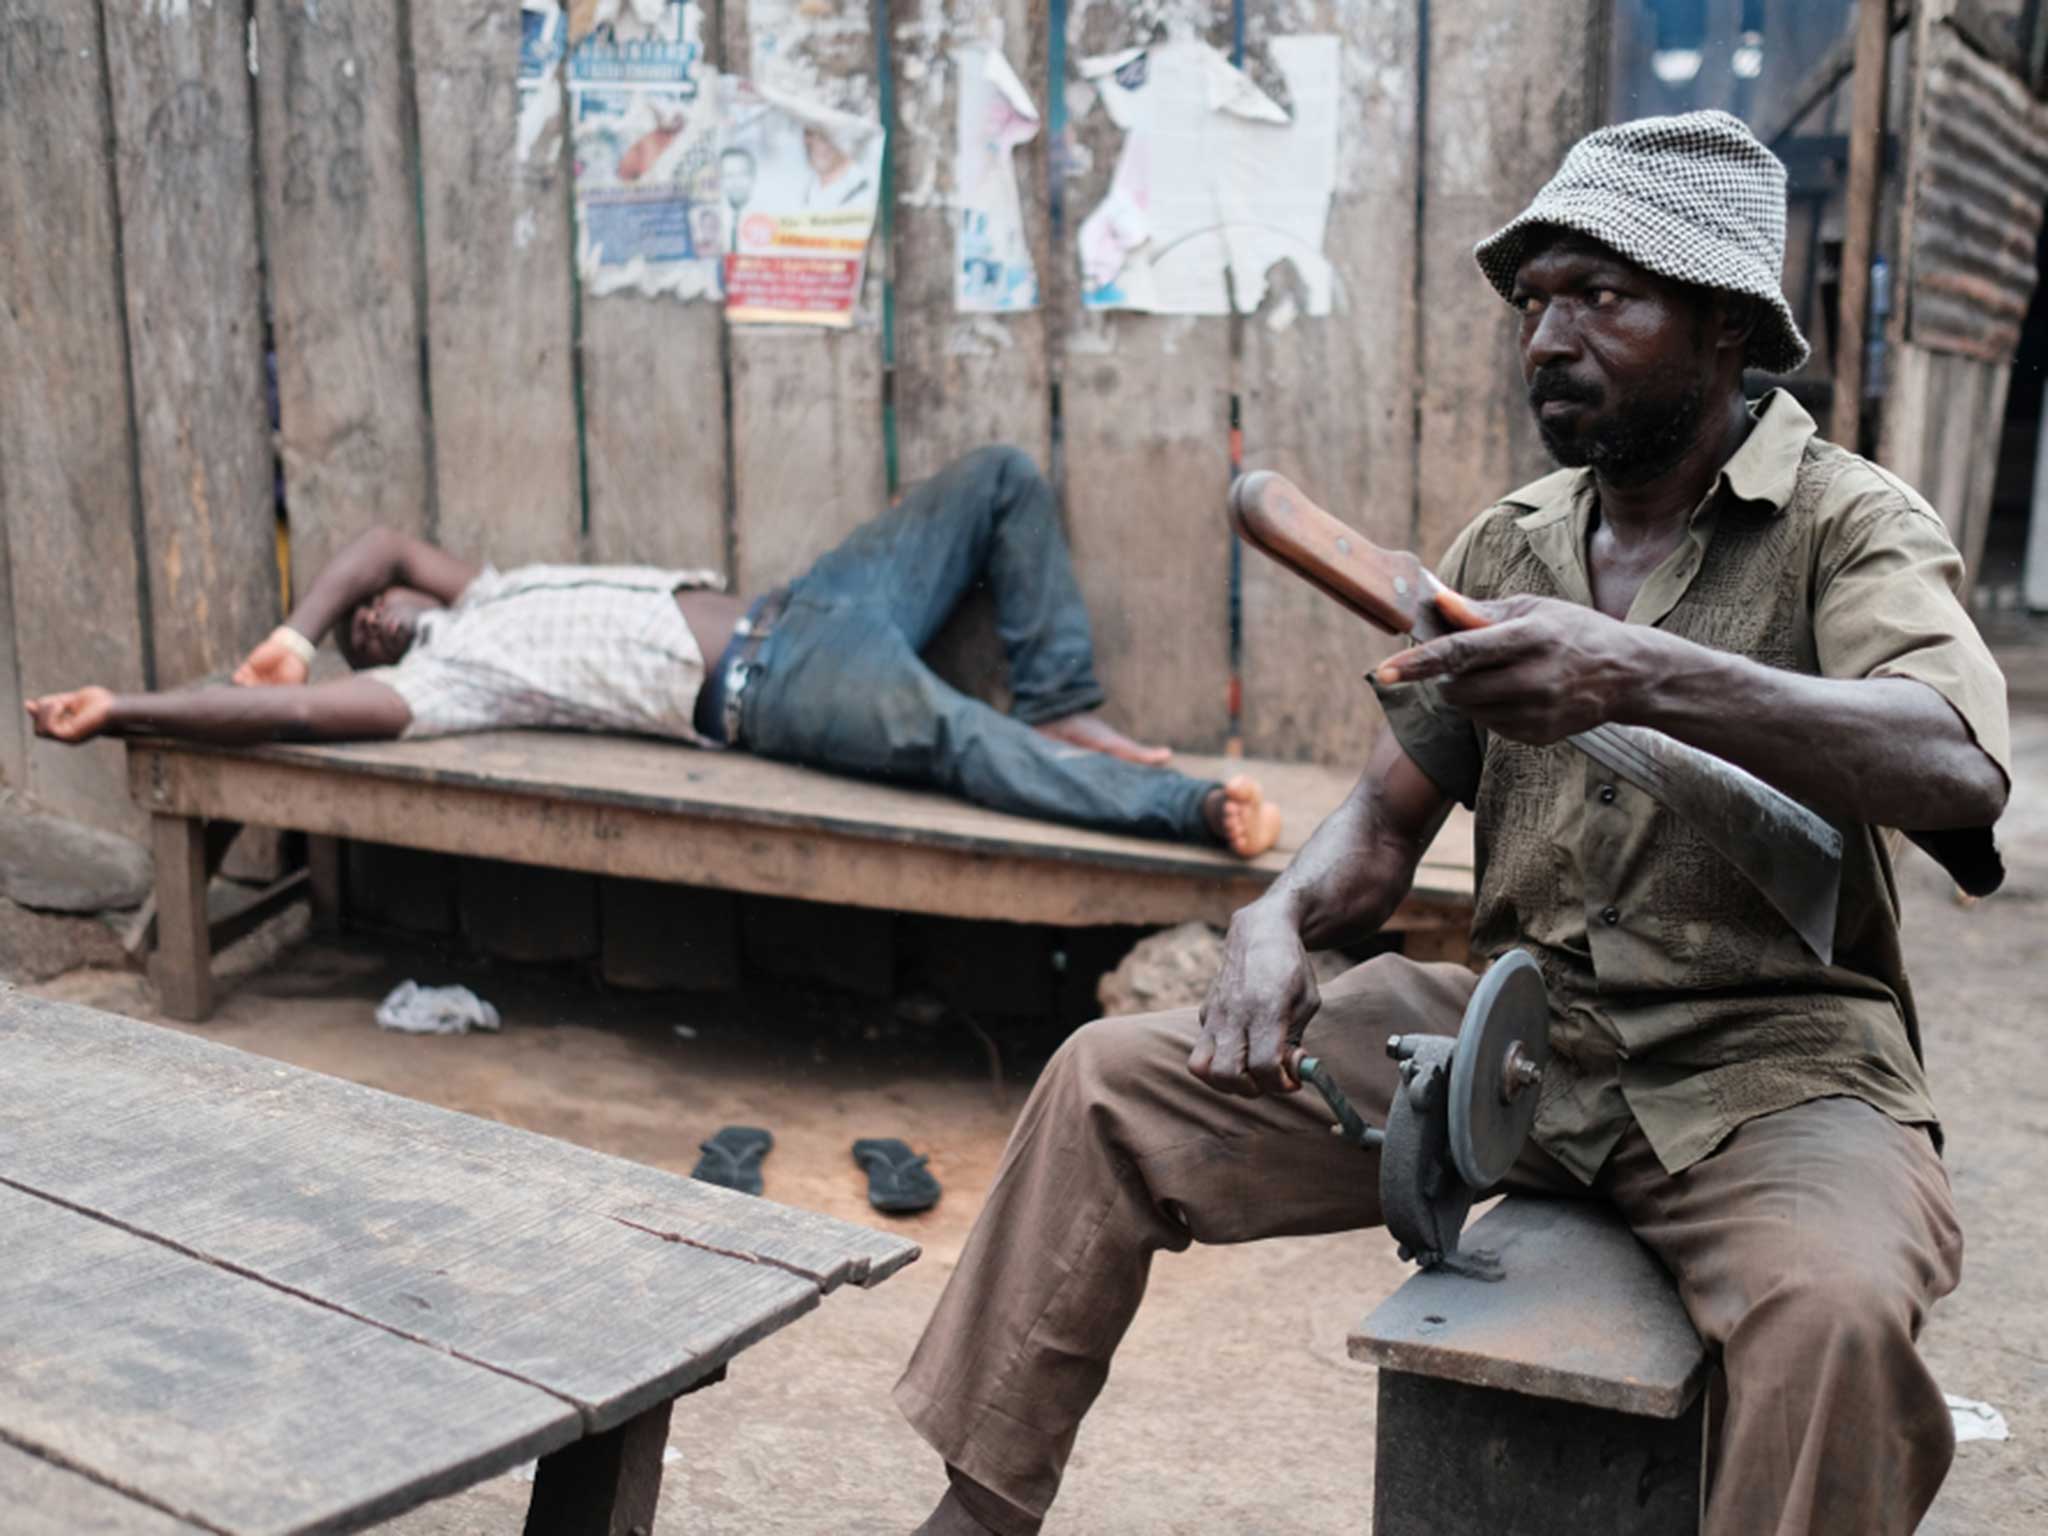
left=852, top=1138, right=941, bottom=1215
left=692, top=1125, right=774, bottom=1195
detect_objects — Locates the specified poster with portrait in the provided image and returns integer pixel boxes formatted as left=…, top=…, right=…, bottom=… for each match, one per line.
left=718, top=77, right=886, bottom=326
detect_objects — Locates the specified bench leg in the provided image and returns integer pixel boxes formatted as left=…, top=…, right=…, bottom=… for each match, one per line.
left=150, top=814, right=214, bottom=1023
left=1372, top=1369, right=1703, bottom=1536
left=306, top=835, right=345, bottom=934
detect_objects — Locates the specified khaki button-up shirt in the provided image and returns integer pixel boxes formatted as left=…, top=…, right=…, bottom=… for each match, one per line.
left=1376, top=391, right=2011, bottom=1183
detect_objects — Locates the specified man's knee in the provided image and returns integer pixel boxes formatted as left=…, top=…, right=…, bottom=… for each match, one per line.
left=954, top=444, right=1048, bottom=508
left=1737, top=1250, right=1932, bottom=1373
left=1045, top=1011, right=1192, bottom=1109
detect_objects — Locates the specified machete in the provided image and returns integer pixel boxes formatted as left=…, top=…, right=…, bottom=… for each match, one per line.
left=1228, top=470, right=1844, bottom=963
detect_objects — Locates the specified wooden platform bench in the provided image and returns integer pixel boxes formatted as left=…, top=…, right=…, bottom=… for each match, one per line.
left=0, top=984, right=918, bottom=1536
left=126, top=732, right=1477, bottom=1021
left=1352, top=1198, right=1711, bottom=1536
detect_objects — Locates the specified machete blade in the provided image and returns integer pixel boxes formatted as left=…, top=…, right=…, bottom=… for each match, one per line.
left=1571, top=723, right=1843, bottom=963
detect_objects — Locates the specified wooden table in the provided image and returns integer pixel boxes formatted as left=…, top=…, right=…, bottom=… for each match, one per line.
left=126, top=733, right=1478, bottom=1020
left=0, top=985, right=919, bottom=1535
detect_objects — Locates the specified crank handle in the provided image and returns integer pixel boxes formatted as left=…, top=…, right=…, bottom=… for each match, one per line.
left=1296, top=1054, right=1385, bottom=1151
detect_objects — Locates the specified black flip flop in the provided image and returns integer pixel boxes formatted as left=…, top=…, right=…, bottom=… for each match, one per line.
left=852, top=1138, right=941, bottom=1214
left=692, top=1125, right=774, bottom=1195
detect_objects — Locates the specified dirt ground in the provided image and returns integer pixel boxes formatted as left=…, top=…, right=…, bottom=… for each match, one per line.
left=31, top=705, right=2047, bottom=1535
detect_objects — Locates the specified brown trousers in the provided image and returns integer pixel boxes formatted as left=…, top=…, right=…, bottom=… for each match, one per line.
left=897, top=956, right=1964, bottom=1536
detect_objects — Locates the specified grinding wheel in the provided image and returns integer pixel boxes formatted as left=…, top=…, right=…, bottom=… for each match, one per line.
left=1447, top=949, right=1551, bottom=1189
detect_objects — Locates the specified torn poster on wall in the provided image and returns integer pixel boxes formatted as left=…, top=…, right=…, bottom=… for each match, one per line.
left=567, top=0, right=724, bottom=299
left=720, top=77, right=886, bottom=326
left=518, top=2, right=567, bottom=165
left=954, top=44, right=1040, bottom=313
left=1078, top=35, right=1339, bottom=317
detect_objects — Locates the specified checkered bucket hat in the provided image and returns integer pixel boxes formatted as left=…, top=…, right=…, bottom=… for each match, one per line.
left=1473, top=109, right=1811, bottom=375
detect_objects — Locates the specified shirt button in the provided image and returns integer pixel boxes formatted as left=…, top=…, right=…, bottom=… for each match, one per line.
left=1601, top=905, right=1620, bottom=926
left=1598, top=783, right=1616, bottom=804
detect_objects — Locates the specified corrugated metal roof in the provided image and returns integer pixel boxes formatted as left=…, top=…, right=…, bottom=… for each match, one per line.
left=1906, top=21, right=2048, bottom=361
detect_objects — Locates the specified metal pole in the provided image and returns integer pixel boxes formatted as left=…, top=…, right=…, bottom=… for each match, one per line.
left=1830, top=0, right=1892, bottom=449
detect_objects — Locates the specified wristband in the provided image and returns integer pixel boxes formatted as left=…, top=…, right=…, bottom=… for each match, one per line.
left=271, top=626, right=317, bottom=666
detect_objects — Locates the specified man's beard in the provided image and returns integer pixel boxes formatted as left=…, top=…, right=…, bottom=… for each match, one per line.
left=1528, top=364, right=1706, bottom=485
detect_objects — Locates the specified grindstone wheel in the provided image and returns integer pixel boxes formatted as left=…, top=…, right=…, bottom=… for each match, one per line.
left=1447, top=949, right=1551, bottom=1190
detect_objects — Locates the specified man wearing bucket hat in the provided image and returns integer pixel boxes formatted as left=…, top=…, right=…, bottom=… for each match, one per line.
left=901, top=112, right=2010, bottom=1536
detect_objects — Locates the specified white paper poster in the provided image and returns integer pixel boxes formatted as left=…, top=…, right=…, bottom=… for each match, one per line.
left=954, top=45, right=1041, bottom=313
left=1078, top=35, right=1340, bottom=317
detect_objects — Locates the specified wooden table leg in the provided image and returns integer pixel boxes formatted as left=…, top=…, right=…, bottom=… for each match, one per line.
left=523, top=1396, right=676, bottom=1536
left=150, top=814, right=213, bottom=1022
left=523, top=1367, right=725, bottom=1536
left=306, top=835, right=345, bottom=934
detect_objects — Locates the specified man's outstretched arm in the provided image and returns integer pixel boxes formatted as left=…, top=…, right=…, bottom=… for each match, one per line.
left=1191, top=730, right=1453, bottom=1099
left=27, top=676, right=410, bottom=747
left=1379, top=595, right=2007, bottom=832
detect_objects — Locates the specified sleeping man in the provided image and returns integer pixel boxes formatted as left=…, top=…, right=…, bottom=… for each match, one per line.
left=27, top=447, right=1282, bottom=858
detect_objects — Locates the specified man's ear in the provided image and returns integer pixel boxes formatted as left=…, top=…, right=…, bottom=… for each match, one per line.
left=1717, top=294, right=1762, bottom=359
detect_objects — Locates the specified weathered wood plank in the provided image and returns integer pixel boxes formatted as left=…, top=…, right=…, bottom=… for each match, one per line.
left=0, top=503, right=21, bottom=798
left=722, top=0, right=888, bottom=593
left=885, top=0, right=1051, bottom=707
left=0, top=0, right=151, bottom=832
left=1413, top=3, right=1604, bottom=563
left=148, top=814, right=211, bottom=1023
left=125, top=735, right=1478, bottom=932
left=102, top=0, right=279, bottom=684
left=253, top=0, right=434, bottom=603
left=1239, top=0, right=1421, bottom=764
left=0, top=1182, right=578, bottom=1536
left=1056, top=6, right=1235, bottom=752
left=886, top=0, right=1051, bottom=480
left=0, top=990, right=920, bottom=1431
left=1351, top=1198, right=1709, bottom=1419
left=0, top=1439, right=208, bottom=1536
left=581, top=294, right=730, bottom=570
left=577, top=0, right=728, bottom=573
left=411, top=0, right=581, bottom=565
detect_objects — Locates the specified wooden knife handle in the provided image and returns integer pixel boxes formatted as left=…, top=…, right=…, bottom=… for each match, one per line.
left=1227, top=471, right=1440, bottom=636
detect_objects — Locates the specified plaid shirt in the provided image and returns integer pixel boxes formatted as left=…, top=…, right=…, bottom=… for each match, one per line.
left=369, top=563, right=723, bottom=742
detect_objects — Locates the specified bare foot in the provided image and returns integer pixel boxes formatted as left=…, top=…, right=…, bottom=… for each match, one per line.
left=1033, top=708, right=1172, bottom=766
left=1203, top=775, right=1283, bottom=859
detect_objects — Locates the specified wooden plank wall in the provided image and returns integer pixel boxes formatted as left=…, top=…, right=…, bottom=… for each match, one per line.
left=1414, top=1, right=1607, bottom=565
left=254, top=0, right=435, bottom=596
left=0, top=0, right=151, bottom=832
left=1057, top=2, right=1237, bottom=755
left=102, top=0, right=279, bottom=686
left=1238, top=0, right=1421, bottom=765
left=723, top=0, right=890, bottom=593
left=413, top=0, right=583, bottom=565
left=1, top=0, right=1627, bottom=845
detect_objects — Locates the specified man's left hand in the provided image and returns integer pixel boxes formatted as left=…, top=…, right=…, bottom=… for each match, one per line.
left=1376, top=594, right=1649, bottom=744
left=25, top=687, right=115, bottom=744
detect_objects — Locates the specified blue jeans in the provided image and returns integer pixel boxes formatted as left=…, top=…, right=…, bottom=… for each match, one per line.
left=741, top=447, right=1220, bottom=844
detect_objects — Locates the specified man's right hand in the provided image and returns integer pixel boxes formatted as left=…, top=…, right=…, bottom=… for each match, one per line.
left=1189, top=904, right=1322, bottom=1097
left=25, top=687, right=115, bottom=744
left=233, top=632, right=311, bottom=687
